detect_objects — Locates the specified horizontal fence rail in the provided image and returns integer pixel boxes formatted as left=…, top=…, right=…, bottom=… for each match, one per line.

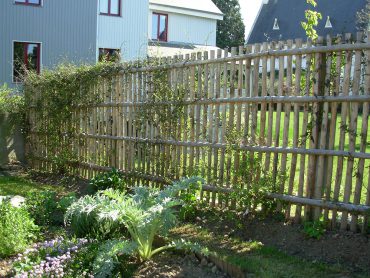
left=27, top=33, right=370, bottom=233
left=77, top=94, right=370, bottom=107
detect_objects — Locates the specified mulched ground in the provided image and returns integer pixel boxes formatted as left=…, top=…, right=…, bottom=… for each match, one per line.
left=242, top=217, right=370, bottom=274
left=193, top=212, right=370, bottom=275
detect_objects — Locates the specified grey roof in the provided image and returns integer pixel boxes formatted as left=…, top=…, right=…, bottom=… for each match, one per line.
left=247, top=0, right=367, bottom=44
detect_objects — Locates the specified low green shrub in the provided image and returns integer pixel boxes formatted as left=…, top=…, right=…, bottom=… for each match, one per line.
left=26, top=191, right=58, bottom=226
left=177, top=177, right=204, bottom=221
left=0, top=201, right=39, bottom=257
left=66, top=177, right=207, bottom=277
left=90, top=168, right=127, bottom=192
left=64, top=193, right=125, bottom=240
left=303, top=220, right=326, bottom=239
left=26, top=191, right=77, bottom=226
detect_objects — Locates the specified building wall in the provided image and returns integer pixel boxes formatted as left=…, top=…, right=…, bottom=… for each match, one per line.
left=0, top=0, right=98, bottom=87
left=149, top=10, right=217, bottom=46
left=97, top=0, right=149, bottom=61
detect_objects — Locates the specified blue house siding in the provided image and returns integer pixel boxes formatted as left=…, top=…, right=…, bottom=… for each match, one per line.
left=0, top=0, right=97, bottom=87
left=97, top=0, right=149, bottom=61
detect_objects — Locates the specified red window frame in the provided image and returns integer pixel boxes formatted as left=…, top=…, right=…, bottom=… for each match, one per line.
left=100, top=0, right=121, bottom=17
left=13, top=42, right=41, bottom=83
left=153, top=12, right=168, bottom=42
left=15, top=0, right=41, bottom=6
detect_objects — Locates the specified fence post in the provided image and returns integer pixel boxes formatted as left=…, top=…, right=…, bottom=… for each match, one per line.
left=305, top=36, right=326, bottom=221
left=313, top=35, right=331, bottom=221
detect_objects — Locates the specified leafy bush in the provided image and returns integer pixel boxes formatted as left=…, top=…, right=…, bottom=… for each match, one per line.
left=0, top=84, right=24, bottom=115
left=177, top=178, right=204, bottom=221
left=0, top=201, right=39, bottom=257
left=303, top=220, right=326, bottom=239
left=226, top=156, right=282, bottom=214
left=59, top=194, right=78, bottom=213
left=26, top=191, right=58, bottom=226
left=66, top=177, right=206, bottom=277
left=65, top=193, right=125, bottom=240
left=26, top=191, right=77, bottom=226
left=90, top=168, right=127, bottom=192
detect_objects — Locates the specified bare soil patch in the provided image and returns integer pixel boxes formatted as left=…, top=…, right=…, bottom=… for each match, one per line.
left=133, top=252, right=229, bottom=278
left=242, top=217, right=370, bottom=273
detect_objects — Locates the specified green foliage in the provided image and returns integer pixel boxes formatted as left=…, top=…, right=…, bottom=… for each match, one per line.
left=224, top=128, right=281, bottom=214
left=178, top=178, right=204, bottom=221
left=59, top=194, right=78, bottom=213
left=303, top=220, right=326, bottom=239
left=301, top=0, right=322, bottom=41
left=96, top=178, right=203, bottom=261
left=212, top=0, right=245, bottom=49
left=26, top=191, right=77, bottom=226
left=0, top=84, right=24, bottom=115
left=356, top=0, right=370, bottom=32
left=0, top=201, right=39, bottom=257
left=26, top=191, right=58, bottom=226
left=65, top=242, right=100, bottom=278
left=93, top=239, right=137, bottom=278
left=90, top=168, right=127, bottom=192
left=66, top=178, right=205, bottom=277
left=0, top=84, right=25, bottom=129
left=24, top=62, right=124, bottom=174
left=137, top=62, right=186, bottom=141
left=65, top=193, right=125, bottom=239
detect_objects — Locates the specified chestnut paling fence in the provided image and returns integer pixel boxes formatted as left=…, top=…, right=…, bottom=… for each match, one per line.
left=28, top=32, right=370, bottom=232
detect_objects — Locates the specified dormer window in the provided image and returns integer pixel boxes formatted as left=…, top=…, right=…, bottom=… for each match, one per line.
left=273, top=18, right=280, bottom=30
left=325, top=16, right=333, bottom=28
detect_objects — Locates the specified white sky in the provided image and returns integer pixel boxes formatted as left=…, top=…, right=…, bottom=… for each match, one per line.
left=238, top=0, right=263, bottom=39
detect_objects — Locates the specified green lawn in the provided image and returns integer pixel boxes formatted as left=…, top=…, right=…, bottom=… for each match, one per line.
left=255, top=111, right=370, bottom=153
left=0, top=176, right=68, bottom=196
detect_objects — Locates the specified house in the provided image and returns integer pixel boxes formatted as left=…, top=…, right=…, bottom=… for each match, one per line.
left=0, top=0, right=149, bottom=87
left=148, top=0, right=223, bottom=57
left=0, top=0, right=223, bottom=87
left=247, top=0, right=367, bottom=44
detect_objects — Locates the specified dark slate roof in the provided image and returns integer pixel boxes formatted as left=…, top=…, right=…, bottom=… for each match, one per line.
left=247, top=0, right=367, bottom=44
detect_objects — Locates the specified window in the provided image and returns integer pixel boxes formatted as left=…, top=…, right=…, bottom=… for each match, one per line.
left=15, top=0, right=41, bottom=6
left=13, top=42, right=41, bottom=83
left=99, top=48, right=120, bottom=62
left=152, top=13, right=168, bottom=42
left=100, top=0, right=121, bottom=16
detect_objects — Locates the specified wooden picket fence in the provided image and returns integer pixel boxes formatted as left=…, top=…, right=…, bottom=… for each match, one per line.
left=27, top=32, right=370, bottom=232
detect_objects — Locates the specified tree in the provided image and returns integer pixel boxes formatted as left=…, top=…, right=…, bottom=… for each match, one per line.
left=356, top=0, right=370, bottom=32
left=212, top=0, right=245, bottom=49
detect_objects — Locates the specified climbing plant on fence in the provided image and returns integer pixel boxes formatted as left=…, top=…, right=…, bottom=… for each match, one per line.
left=25, top=62, right=123, bottom=173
